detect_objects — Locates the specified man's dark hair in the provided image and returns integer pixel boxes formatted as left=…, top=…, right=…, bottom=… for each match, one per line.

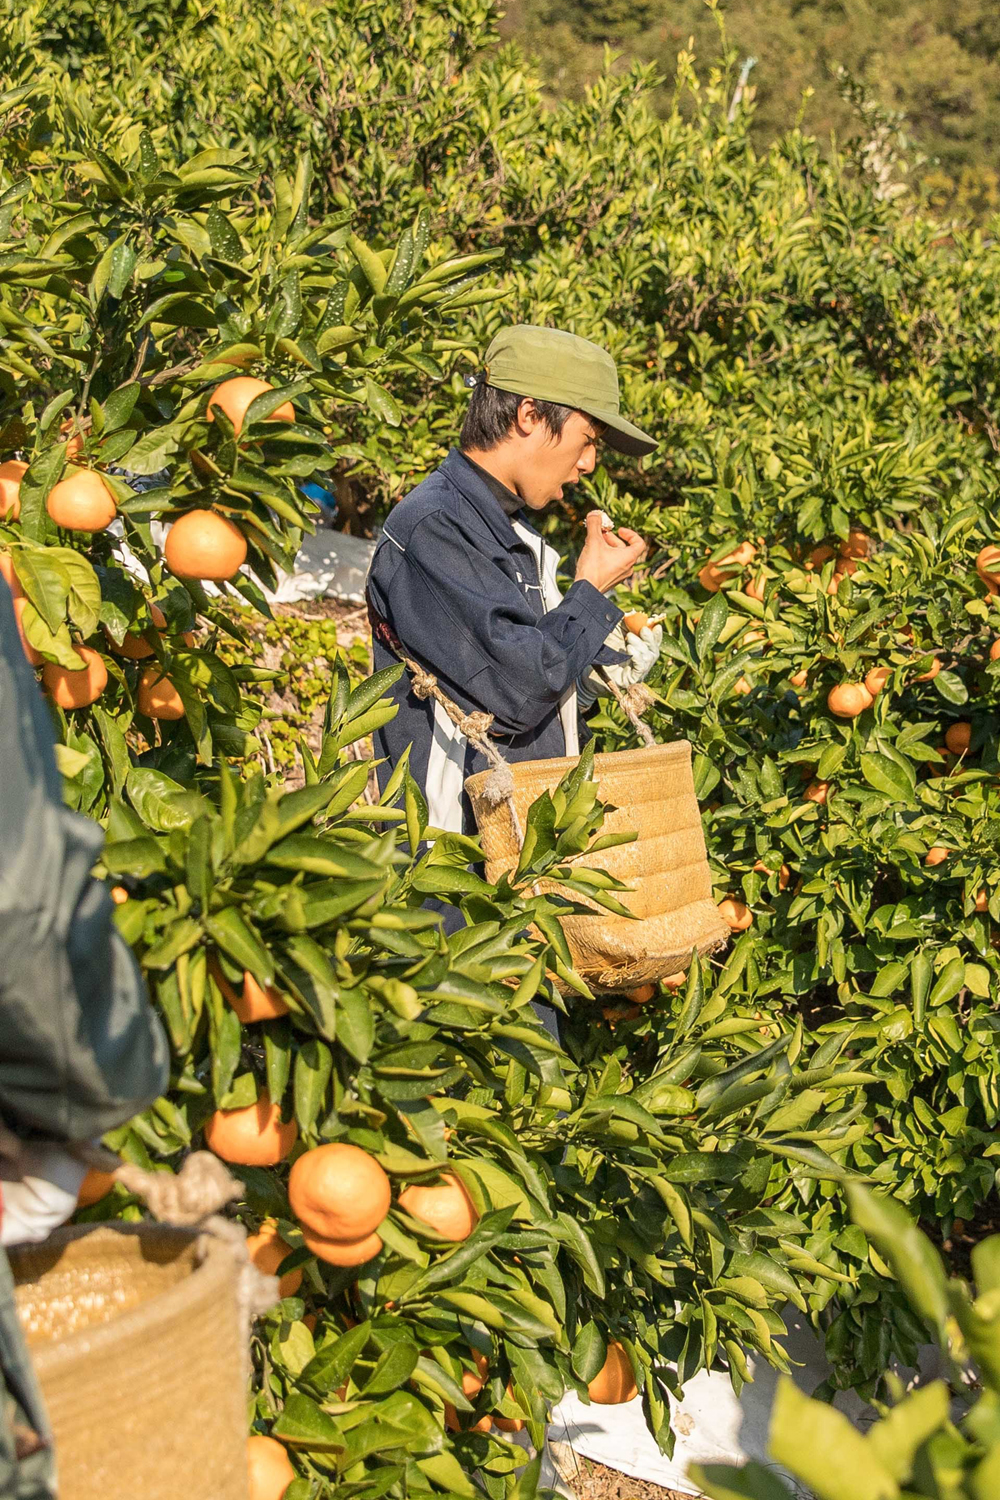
left=460, top=376, right=574, bottom=451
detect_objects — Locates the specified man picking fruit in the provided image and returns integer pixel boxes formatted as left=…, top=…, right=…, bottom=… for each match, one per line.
left=367, top=324, right=662, bottom=833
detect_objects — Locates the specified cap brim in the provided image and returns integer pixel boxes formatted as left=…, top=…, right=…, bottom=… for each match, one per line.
left=586, top=406, right=657, bottom=458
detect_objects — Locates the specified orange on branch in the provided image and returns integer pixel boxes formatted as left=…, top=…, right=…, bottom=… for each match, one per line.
left=42, top=647, right=108, bottom=709
left=46, top=469, right=117, bottom=532
left=165, top=509, right=247, bottom=581
left=0, top=459, right=27, bottom=519
left=924, top=846, right=949, bottom=868
left=839, top=529, right=870, bottom=559
left=827, top=682, right=873, bottom=718
left=207, top=377, right=294, bottom=434
left=398, top=1173, right=479, bottom=1241
left=663, top=971, right=686, bottom=990
left=864, top=666, right=891, bottom=697
left=303, top=1227, right=383, bottom=1267
left=247, top=1435, right=296, bottom=1500
left=289, top=1142, right=391, bottom=1242
left=803, top=781, right=830, bottom=805
left=990, top=640, right=1000, bottom=662
left=137, top=666, right=186, bottom=721
left=718, top=897, right=752, bottom=931
left=210, top=958, right=290, bottom=1023
left=204, top=1091, right=297, bottom=1167
left=625, top=983, right=657, bottom=1004
left=245, top=1222, right=303, bottom=1298
left=789, top=669, right=808, bottom=689
left=976, top=889, right=989, bottom=912
left=945, top=722, right=972, bottom=755
left=976, top=545, right=1000, bottom=585
left=913, top=655, right=941, bottom=682
left=588, top=1343, right=638, bottom=1405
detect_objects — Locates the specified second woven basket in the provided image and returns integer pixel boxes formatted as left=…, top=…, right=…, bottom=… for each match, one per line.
left=467, top=740, right=728, bottom=992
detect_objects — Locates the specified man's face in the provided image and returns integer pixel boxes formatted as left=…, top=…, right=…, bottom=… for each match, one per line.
left=516, top=404, right=603, bottom=510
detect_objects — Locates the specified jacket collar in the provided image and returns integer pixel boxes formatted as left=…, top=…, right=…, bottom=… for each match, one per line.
left=441, top=448, right=539, bottom=553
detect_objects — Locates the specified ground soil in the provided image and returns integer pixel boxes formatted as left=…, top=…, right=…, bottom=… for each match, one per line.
left=554, top=1452, right=695, bottom=1500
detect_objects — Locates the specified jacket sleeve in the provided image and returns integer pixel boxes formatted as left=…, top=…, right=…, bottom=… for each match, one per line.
left=377, top=511, right=623, bottom=735
left=0, top=579, right=169, bottom=1144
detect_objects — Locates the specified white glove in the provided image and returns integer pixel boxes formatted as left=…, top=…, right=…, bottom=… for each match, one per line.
left=580, top=621, right=663, bottom=702
left=0, top=1143, right=89, bottom=1247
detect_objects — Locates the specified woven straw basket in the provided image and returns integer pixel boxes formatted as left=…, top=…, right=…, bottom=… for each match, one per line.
left=10, top=1223, right=249, bottom=1500
left=467, top=740, right=728, bottom=992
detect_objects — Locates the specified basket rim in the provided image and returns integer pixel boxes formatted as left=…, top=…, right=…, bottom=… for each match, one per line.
left=10, top=1222, right=236, bottom=1374
left=466, top=738, right=691, bottom=795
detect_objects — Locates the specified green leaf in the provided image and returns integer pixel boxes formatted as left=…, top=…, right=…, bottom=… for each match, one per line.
left=846, top=1184, right=948, bottom=1334
left=696, top=591, right=729, bottom=660
left=571, top=1321, right=606, bottom=1383
left=300, top=1322, right=371, bottom=1396
left=270, top=1394, right=345, bottom=1452
left=859, top=752, right=915, bottom=803
left=768, top=1378, right=898, bottom=1500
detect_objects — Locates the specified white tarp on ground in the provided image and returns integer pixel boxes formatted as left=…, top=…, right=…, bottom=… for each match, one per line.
left=264, top=527, right=376, bottom=605
left=545, top=1311, right=942, bottom=1498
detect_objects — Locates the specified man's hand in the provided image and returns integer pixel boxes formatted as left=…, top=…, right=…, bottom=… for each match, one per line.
left=575, top=511, right=648, bottom=593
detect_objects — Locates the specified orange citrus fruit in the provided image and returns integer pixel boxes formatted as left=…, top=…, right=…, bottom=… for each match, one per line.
left=209, top=958, right=290, bottom=1022
left=990, top=640, right=1000, bottom=662
left=976, top=545, right=1000, bottom=585
left=622, top=611, right=649, bottom=634
left=839, top=529, right=870, bottom=559
left=789, top=669, right=808, bottom=689
left=398, top=1173, right=479, bottom=1241
left=42, top=646, right=108, bottom=708
left=208, top=377, right=294, bottom=434
left=137, top=666, right=186, bottom=720
left=302, top=1227, right=383, bottom=1267
left=975, top=889, right=989, bottom=912
left=733, top=676, right=752, bottom=695
left=827, top=683, right=873, bottom=718
left=718, top=897, right=752, bottom=931
left=164, top=509, right=247, bottom=581
left=110, top=885, right=129, bottom=904
left=247, top=1435, right=296, bottom=1500
left=945, top=722, right=972, bottom=754
left=663, top=971, right=686, bottom=990
left=77, top=1168, right=117, bottom=1207
left=0, top=459, right=27, bottom=519
left=46, top=469, right=117, bottom=532
left=913, top=655, right=941, bottom=682
left=625, top=983, right=657, bottom=1003
left=804, top=543, right=835, bottom=571
left=864, top=666, right=891, bottom=696
left=289, top=1143, right=391, bottom=1241
left=803, top=781, right=830, bottom=804
left=924, top=846, right=949, bottom=868
left=246, top=1222, right=303, bottom=1298
left=204, top=1091, right=297, bottom=1167
left=588, top=1342, right=638, bottom=1404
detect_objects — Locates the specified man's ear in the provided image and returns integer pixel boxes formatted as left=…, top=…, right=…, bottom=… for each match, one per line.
left=516, top=397, right=539, bottom=435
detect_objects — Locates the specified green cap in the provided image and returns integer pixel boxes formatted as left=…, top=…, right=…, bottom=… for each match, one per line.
left=482, top=324, right=656, bottom=458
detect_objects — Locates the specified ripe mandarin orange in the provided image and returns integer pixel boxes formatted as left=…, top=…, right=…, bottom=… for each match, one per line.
left=976, top=889, right=989, bottom=912
left=827, top=683, right=873, bottom=718
left=839, top=529, right=870, bottom=559
left=164, top=509, right=247, bottom=581
left=77, top=1168, right=117, bottom=1207
left=945, top=722, right=972, bottom=755
left=42, top=646, right=108, bottom=708
left=210, top=958, right=290, bottom=1022
left=625, top=983, right=657, bottom=1004
left=805, top=543, right=836, bottom=571
left=207, top=377, right=294, bottom=434
left=289, top=1142, right=391, bottom=1241
left=924, top=846, right=949, bottom=868
left=110, top=885, right=129, bottom=904
left=204, top=1091, right=297, bottom=1167
left=990, top=640, right=1000, bottom=662
left=622, top=611, right=649, bottom=634
left=913, top=655, right=941, bottom=682
left=137, top=666, right=186, bottom=720
left=302, top=1227, right=383, bottom=1267
left=245, top=1222, right=303, bottom=1298
left=46, top=469, right=117, bottom=532
left=804, top=781, right=830, bottom=804
left=976, top=545, right=1000, bottom=586
left=733, top=676, right=753, bottom=696
left=864, top=666, right=891, bottom=696
left=588, top=1343, right=638, bottom=1404
left=789, top=669, right=808, bottom=689
left=398, top=1173, right=479, bottom=1241
left=0, top=459, right=27, bottom=519
left=663, top=971, right=686, bottom=990
left=718, top=897, right=753, bottom=931
left=247, top=1435, right=296, bottom=1500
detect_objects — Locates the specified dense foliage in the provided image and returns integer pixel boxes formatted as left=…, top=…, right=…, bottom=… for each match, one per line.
left=5, top=1, right=1000, bottom=1495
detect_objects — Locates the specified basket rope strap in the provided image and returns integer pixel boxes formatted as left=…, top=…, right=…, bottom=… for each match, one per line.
left=594, top=668, right=657, bottom=747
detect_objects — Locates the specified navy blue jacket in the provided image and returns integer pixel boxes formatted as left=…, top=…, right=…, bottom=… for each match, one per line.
left=367, top=449, right=623, bottom=833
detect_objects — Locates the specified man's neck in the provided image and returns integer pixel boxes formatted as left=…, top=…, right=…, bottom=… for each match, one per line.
left=460, top=445, right=524, bottom=500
